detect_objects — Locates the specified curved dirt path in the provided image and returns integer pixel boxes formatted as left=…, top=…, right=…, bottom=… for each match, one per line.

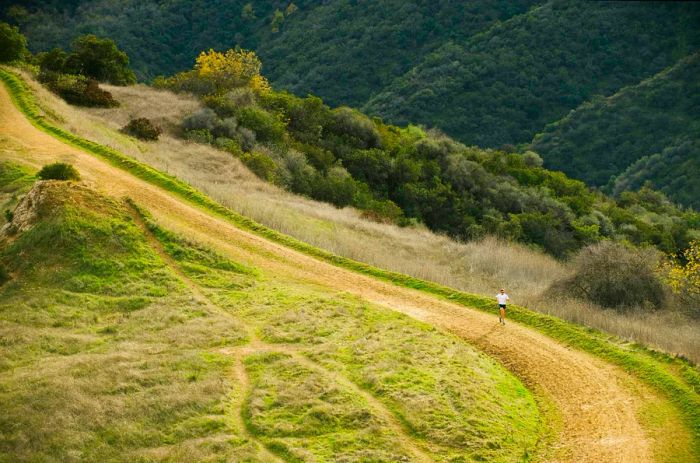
left=0, top=83, right=655, bottom=462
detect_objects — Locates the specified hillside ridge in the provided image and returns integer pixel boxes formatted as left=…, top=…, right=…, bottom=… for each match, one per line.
left=2, top=68, right=699, bottom=461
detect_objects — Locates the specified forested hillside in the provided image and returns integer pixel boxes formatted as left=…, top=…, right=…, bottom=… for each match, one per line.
left=3, top=0, right=538, bottom=108
left=7, top=1, right=699, bottom=149
left=532, top=53, right=700, bottom=208
left=364, top=1, right=700, bottom=147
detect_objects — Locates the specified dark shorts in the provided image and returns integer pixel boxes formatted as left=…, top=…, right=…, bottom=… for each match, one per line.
left=499, top=304, right=507, bottom=309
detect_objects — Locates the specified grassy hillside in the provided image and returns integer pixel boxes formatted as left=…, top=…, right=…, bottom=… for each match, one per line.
left=0, top=173, right=543, bottom=461
left=532, top=53, right=700, bottom=208
left=12, top=68, right=700, bottom=363
left=4, top=70, right=700, bottom=461
left=365, top=0, right=700, bottom=147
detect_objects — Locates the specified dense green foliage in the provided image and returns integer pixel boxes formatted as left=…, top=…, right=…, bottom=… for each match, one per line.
left=35, top=34, right=135, bottom=85
left=37, top=163, right=81, bottom=181
left=0, top=21, right=28, bottom=62
left=61, top=35, right=136, bottom=85
left=4, top=0, right=536, bottom=104
left=365, top=1, right=700, bottom=147
left=159, top=54, right=700, bottom=258
left=8, top=1, right=699, bottom=148
left=532, top=53, right=700, bottom=208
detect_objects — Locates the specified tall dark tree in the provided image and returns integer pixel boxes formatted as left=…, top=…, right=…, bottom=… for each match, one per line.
left=0, top=22, right=28, bottom=62
left=64, top=35, right=136, bottom=85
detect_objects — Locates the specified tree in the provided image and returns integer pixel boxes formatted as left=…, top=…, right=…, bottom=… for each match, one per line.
left=37, top=47, right=68, bottom=73
left=662, top=241, right=700, bottom=314
left=241, top=3, right=255, bottom=20
left=0, top=22, right=28, bottom=62
left=194, top=48, right=270, bottom=94
left=270, top=9, right=284, bottom=33
left=64, top=35, right=136, bottom=85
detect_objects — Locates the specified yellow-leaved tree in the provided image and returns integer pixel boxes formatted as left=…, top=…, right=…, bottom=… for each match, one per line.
left=195, top=49, right=270, bottom=94
left=662, top=240, right=700, bottom=311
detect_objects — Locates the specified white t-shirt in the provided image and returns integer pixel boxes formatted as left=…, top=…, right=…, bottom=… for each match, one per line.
left=496, top=293, right=509, bottom=305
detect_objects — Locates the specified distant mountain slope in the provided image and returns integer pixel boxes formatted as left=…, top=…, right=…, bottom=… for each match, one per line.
left=532, top=53, right=700, bottom=208
left=255, top=0, right=539, bottom=107
left=4, top=0, right=539, bottom=107
left=3, top=0, right=282, bottom=79
left=364, top=1, right=700, bottom=147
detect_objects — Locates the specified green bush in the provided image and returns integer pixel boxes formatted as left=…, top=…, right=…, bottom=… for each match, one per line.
left=0, top=22, right=28, bottom=63
left=237, top=107, right=286, bottom=143
left=553, top=241, right=668, bottom=311
left=240, top=150, right=280, bottom=183
left=184, top=129, right=214, bottom=144
left=38, top=163, right=81, bottom=181
left=40, top=71, right=118, bottom=107
left=327, top=107, right=381, bottom=149
left=121, top=118, right=162, bottom=141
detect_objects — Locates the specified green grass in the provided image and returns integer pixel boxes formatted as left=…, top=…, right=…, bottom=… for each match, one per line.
left=243, top=352, right=415, bottom=461
left=2, top=67, right=699, bottom=457
left=0, top=181, right=253, bottom=461
left=0, top=179, right=544, bottom=461
left=141, top=204, right=544, bottom=462
left=0, top=161, right=34, bottom=225
left=236, top=286, right=542, bottom=462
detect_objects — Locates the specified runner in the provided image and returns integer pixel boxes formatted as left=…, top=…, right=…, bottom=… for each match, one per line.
left=496, top=288, right=509, bottom=325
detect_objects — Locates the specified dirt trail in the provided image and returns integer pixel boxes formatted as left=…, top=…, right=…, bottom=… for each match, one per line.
left=0, top=83, right=654, bottom=462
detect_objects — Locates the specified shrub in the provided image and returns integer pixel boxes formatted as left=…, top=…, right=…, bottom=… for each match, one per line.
left=214, top=137, right=243, bottom=156
left=38, top=163, right=81, bottom=181
left=327, top=107, right=381, bottom=149
left=236, top=127, right=257, bottom=151
left=240, top=150, right=280, bottom=183
left=184, top=129, right=214, bottom=144
left=522, top=150, right=544, bottom=168
left=213, top=117, right=239, bottom=139
left=182, top=108, right=218, bottom=132
left=237, top=107, right=286, bottom=143
left=40, top=72, right=118, bottom=107
left=121, top=118, right=162, bottom=141
left=553, top=241, right=667, bottom=311
left=0, top=263, right=9, bottom=286
left=0, top=22, right=28, bottom=63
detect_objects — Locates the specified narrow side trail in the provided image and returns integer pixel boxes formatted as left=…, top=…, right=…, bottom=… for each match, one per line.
left=0, top=83, right=655, bottom=462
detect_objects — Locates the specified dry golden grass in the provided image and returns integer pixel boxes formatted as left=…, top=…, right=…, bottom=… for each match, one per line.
left=22, top=74, right=700, bottom=363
